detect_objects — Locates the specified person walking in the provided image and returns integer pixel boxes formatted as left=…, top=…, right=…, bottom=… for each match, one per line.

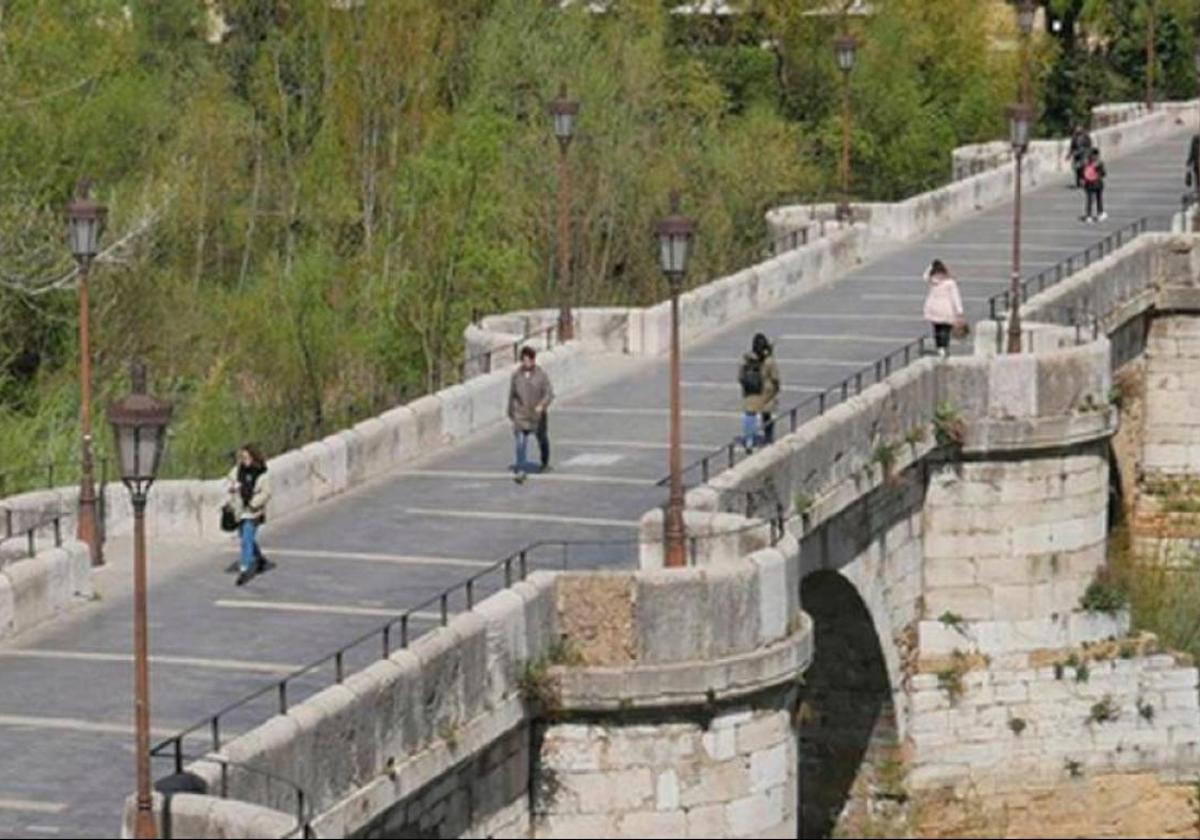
left=507, top=346, right=554, bottom=484
left=1081, top=147, right=1107, bottom=223
left=226, top=444, right=272, bottom=586
left=1067, top=125, right=1093, bottom=189
left=739, top=333, right=781, bottom=452
left=922, top=259, right=964, bottom=359
left=1187, top=133, right=1199, bottom=199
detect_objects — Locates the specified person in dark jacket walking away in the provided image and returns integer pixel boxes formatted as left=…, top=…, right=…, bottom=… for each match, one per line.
left=508, top=346, right=554, bottom=483
left=1067, top=125, right=1093, bottom=189
left=1081, top=147, right=1107, bottom=223
left=739, top=333, right=781, bottom=452
left=226, top=445, right=272, bottom=586
left=1187, top=134, right=1199, bottom=199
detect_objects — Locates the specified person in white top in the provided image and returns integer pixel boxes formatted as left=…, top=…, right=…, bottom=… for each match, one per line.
left=922, top=259, right=964, bottom=359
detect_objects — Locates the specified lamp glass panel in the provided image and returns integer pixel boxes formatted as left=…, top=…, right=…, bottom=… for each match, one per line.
left=69, top=217, right=99, bottom=259
left=670, top=234, right=690, bottom=274
left=554, top=111, right=574, bottom=139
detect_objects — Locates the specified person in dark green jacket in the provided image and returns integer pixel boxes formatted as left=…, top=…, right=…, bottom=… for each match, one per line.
left=739, top=333, right=782, bottom=451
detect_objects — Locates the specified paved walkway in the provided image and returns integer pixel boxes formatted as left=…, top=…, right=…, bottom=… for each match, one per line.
left=0, top=129, right=1193, bottom=837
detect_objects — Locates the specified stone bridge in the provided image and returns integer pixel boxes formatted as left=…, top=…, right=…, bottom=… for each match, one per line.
left=0, top=102, right=1196, bottom=838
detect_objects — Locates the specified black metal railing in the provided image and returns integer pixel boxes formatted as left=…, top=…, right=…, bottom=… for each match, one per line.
left=458, top=320, right=566, bottom=381
left=153, top=753, right=313, bottom=839
left=0, top=504, right=65, bottom=564
left=149, top=498, right=788, bottom=784
left=662, top=201, right=1197, bottom=491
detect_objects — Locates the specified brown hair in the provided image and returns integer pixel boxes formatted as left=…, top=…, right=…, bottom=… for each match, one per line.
left=240, top=444, right=266, bottom=468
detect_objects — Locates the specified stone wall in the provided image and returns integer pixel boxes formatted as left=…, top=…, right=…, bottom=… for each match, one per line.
left=131, top=518, right=814, bottom=839
left=0, top=540, right=91, bottom=641
left=536, top=698, right=798, bottom=839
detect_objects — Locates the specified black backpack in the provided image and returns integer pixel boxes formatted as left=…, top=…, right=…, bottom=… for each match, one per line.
left=739, top=357, right=764, bottom=396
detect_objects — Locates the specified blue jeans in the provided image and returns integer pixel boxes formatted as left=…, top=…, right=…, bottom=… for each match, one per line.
left=742, top=412, right=759, bottom=449
left=513, top=418, right=549, bottom=473
left=239, top=519, right=261, bottom=573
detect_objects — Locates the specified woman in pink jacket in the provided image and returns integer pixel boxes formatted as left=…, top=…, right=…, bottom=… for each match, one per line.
left=922, top=259, right=964, bottom=358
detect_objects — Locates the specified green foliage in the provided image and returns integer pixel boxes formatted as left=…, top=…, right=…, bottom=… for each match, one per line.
left=1008, top=716, right=1027, bottom=736
left=933, top=401, right=967, bottom=448
left=1109, top=525, right=1200, bottom=667
left=1080, top=577, right=1129, bottom=614
left=1088, top=694, right=1120, bottom=724
left=0, top=0, right=1033, bottom=481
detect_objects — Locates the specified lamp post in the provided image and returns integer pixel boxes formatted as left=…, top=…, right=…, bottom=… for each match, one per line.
left=656, top=192, right=695, bottom=569
left=1016, top=0, right=1036, bottom=103
left=1007, top=103, right=1032, bottom=355
left=67, top=181, right=108, bottom=567
left=549, top=83, right=579, bottom=343
left=1146, top=0, right=1156, bottom=112
left=107, top=362, right=173, bottom=840
left=834, top=35, right=857, bottom=223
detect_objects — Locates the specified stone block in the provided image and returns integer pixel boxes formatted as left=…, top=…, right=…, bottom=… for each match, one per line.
left=350, top=417, right=390, bottom=481
left=379, top=406, right=419, bottom=466
left=300, top=441, right=336, bottom=502
left=617, top=810, right=688, bottom=837
left=703, top=563, right=760, bottom=658
left=473, top=589, right=528, bottom=707
left=635, top=569, right=709, bottom=664
left=4, top=554, right=51, bottom=632
left=685, top=803, right=730, bottom=838
left=751, top=549, right=788, bottom=645
left=560, top=767, right=653, bottom=814
left=924, top=586, right=994, bottom=621
left=266, top=450, right=314, bottom=519
left=749, top=743, right=789, bottom=793
left=438, top=383, right=473, bottom=443
left=463, top=372, right=510, bottom=434
left=320, top=433, right=350, bottom=496
left=655, top=769, right=680, bottom=811
left=409, top=395, right=445, bottom=452
left=726, top=791, right=782, bottom=837
left=537, top=814, right=618, bottom=838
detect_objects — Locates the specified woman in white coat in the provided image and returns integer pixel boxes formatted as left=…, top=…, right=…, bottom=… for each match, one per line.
left=922, top=259, right=964, bottom=358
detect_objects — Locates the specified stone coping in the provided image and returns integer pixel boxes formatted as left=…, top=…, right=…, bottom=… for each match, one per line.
left=552, top=613, right=813, bottom=713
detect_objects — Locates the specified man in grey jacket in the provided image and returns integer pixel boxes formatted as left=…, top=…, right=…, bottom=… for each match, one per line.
left=508, top=346, right=554, bottom=483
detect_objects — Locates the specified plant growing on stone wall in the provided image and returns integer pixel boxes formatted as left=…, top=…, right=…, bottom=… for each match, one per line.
left=905, top=425, right=927, bottom=447
left=1080, top=575, right=1129, bottom=614
left=438, top=721, right=461, bottom=750
left=1064, top=758, right=1083, bottom=779
left=874, top=756, right=909, bottom=804
left=1119, top=641, right=1138, bottom=659
left=1190, top=777, right=1200, bottom=834
left=1008, top=716, right=1027, bottom=736
left=794, top=492, right=814, bottom=519
left=938, top=611, right=967, bottom=636
left=1075, top=662, right=1090, bottom=683
left=1138, top=698, right=1156, bottom=723
left=933, top=401, right=967, bottom=449
left=1087, top=694, right=1120, bottom=724
left=872, top=439, right=899, bottom=482
left=936, top=650, right=970, bottom=704
left=1054, top=662, right=1065, bottom=680
left=517, top=658, right=562, bottom=720
left=547, top=635, right=584, bottom=667
left=1108, top=383, right=1125, bottom=410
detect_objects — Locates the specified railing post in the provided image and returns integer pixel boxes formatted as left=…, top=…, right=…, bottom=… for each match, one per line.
left=440, top=593, right=449, bottom=626
left=174, top=737, right=184, bottom=775
left=519, top=550, right=528, bottom=580
left=701, top=459, right=710, bottom=484
left=382, top=625, right=391, bottom=659
left=279, top=681, right=288, bottom=714
left=818, top=392, right=826, bottom=415
left=400, top=614, right=410, bottom=648
left=211, top=717, right=221, bottom=751
left=335, top=651, right=344, bottom=683
left=466, top=579, right=474, bottom=610
left=53, top=516, right=61, bottom=548
left=504, top=557, right=513, bottom=588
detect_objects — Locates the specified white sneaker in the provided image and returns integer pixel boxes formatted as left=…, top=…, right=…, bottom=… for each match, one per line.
left=1099, top=212, right=1108, bottom=221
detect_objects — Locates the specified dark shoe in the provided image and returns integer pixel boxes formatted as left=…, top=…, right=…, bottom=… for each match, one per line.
left=540, top=463, right=552, bottom=474
left=514, top=471, right=527, bottom=485
left=255, top=557, right=276, bottom=574
left=235, top=571, right=251, bottom=586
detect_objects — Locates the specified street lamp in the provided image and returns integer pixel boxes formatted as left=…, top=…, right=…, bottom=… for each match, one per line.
left=1007, top=103, right=1032, bottom=354
left=834, top=35, right=857, bottom=223
left=67, top=180, right=108, bottom=567
left=1016, top=0, right=1036, bottom=36
left=107, top=361, right=172, bottom=840
left=549, top=83, right=580, bottom=343
left=1146, top=0, right=1157, bottom=111
left=656, top=191, right=695, bottom=569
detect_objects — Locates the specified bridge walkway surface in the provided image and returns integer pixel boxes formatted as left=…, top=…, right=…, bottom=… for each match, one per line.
left=0, top=128, right=1194, bottom=837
